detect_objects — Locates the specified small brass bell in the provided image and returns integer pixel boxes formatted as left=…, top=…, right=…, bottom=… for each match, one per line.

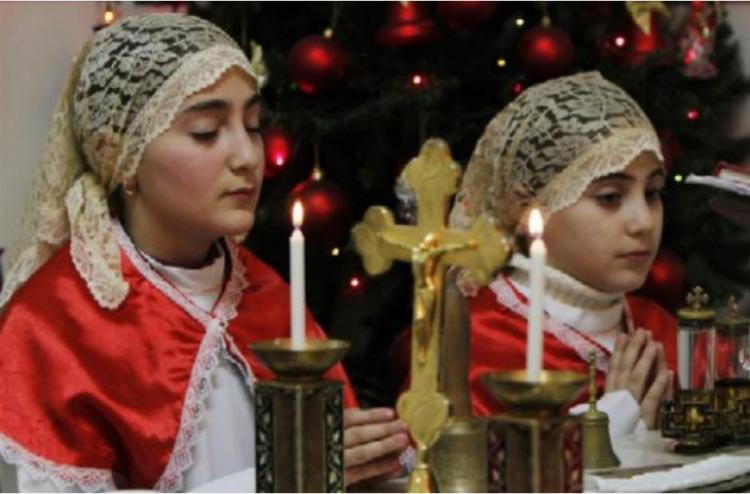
left=582, top=352, right=621, bottom=470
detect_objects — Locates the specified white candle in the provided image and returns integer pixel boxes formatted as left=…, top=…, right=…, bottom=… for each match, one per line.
left=290, top=201, right=306, bottom=350
left=526, top=208, right=546, bottom=382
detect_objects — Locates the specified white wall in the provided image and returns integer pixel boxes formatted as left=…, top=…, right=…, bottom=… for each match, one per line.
left=726, top=2, right=750, bottom=140
left=0, top=2, right=98, bottom=271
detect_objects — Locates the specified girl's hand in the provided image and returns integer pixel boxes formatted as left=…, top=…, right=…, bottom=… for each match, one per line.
left=344, top=407, right=410, bottom=487
left=606, top=328, right=672, bottom=428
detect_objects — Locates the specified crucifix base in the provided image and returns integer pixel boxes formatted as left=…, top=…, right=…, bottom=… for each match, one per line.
left=429, top=417, right=488, bottom=492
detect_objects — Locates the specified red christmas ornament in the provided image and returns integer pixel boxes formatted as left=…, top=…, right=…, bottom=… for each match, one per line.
left=639, top=250, right=685, bottom=311
left=287, top=35, right=346, bottom=94
left=686, top=108, right=701, bottom=121
left=516, top=19, right=576, bottom=80
left=438, top=1, right=497, bottom=31
left=262, top=128, right=291, bottom=178
left=376, top=2, right=441, bottom=47
left=289, top=178, right=351, bottom=247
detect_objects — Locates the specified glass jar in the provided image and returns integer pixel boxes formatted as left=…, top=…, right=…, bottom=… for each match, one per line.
left=676, top=287, right=716, bottom=391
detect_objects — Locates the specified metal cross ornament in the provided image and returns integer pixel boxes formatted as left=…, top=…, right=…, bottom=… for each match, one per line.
left=352, top=138, right=510, bottom=492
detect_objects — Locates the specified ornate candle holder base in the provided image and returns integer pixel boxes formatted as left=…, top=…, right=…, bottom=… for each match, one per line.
left=483, top=370, right=586, bottom=493
left=251, top=338, right=349, bottom=493
left=661, top=390, right=722, bottom=454
left=429, top=417, right=488, bottom=492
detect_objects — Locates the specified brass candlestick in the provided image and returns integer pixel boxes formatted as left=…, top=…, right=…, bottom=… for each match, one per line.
left=582, top=352, right=620, bottom=470
left=252, top=338, right=349, bottom=493
left=483, top=370, right=586, bottom=493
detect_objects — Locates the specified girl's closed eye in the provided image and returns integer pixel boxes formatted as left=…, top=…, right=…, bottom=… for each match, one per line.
left=594, top=189, right=623, bottom=208
left=191, top=128, right=219, bottom=142
left=645, top=186, right=665, bottom=202
left=244, top=122, right=262, bottom=134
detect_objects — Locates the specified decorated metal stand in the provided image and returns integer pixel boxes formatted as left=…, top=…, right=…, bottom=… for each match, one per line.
left=483, top=370, right=586, bottom=493
left=252, top=338, right=349, bottom=493
left=661, top=287, right=720, bottom=453
left=714, top=296, right=750, bottom=444
left=352, top=138, right=510, bottom=492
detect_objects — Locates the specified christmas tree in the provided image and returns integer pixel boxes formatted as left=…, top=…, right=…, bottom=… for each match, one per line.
left=191, top=1, right=750, bottom=406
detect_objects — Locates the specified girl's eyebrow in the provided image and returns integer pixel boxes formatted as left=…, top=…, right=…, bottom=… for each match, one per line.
left=180, top=94, right=262, bottom=115
left=594, top=168, right=665, bottom=183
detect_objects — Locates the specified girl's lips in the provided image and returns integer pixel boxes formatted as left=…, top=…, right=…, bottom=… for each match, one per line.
left=618, top=250, right=651, bottom=260
left=226, top=186, right=255, bottom=196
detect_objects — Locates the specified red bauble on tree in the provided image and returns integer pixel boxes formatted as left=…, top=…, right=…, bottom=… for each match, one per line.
left=516, top=18, right=575, bottom=80
left=375, top=2, right=440, bottom=47
left=262, top=127, right=291, bottom=178
left=289, top=177, right=351, bottom=247
left=438, top=1, right=497, bottom=31
left=639, top=249, right=686, bottom=311
left=287, top=35, right=346, bottom=94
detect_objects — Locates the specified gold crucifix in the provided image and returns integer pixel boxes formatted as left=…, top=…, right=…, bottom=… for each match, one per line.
left=352, top=139, right=510, bottom=492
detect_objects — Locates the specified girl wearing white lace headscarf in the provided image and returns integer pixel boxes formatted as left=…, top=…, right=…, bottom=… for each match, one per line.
left=449, top=71, right=677, bottom=437
left=0, top=14, right=409, bottom=492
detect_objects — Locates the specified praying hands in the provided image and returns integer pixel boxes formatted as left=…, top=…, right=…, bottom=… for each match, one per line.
left=606, top=328, right=674, bottom=429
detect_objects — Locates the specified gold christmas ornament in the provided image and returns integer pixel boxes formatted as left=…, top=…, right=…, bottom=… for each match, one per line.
left=626, top=1, right=670, bottom=35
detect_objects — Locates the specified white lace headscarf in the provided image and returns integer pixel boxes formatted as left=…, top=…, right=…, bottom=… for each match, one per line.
left=0, top=13, right=267, bottom=312
left=449, top=71, right=663, bottom=233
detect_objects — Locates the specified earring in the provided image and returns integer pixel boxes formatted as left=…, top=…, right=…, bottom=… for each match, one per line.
left=123, top=179, right=137, bottom=197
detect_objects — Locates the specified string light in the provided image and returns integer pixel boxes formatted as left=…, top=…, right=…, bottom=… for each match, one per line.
left=686, top=109, right=700, bottom=121
left=496, top=58, right=507, bottom=68
left=349, top=276, right=361, bottom=288
left=331, top=247, right=340, bottom=256
left=323, top=27, right=334, bottom=39
left=614, top=35, right=627, bottom=48
left=512, top=82, right=524, bottom=96
left=103, top=3, right=116, bottom=25
left=412, top=73, right=424, bottom=86
left=674, top=174, right=684, bottom=183
left=515, top=17, right=525, bottom=27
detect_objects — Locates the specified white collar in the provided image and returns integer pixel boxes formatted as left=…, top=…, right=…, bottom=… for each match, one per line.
left=139, top=245, right=226, bottom=296
left=506, top=253, right=625, bottom=343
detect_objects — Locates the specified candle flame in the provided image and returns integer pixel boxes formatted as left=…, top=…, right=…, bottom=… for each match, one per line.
left=529, top=208, right=544, bottom=237
left=292, top=201, right=304, bottom=228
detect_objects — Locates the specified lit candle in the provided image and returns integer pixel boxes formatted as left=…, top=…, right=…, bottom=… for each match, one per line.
left=526, top=208, right=546, bottom=382
left=290, top=201, right=306, bottom=350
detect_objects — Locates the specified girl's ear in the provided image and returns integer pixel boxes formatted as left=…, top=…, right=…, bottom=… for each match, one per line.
left=513, top=198, right=534, bottom=237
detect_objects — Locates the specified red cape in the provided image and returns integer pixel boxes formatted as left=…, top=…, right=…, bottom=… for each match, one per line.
left=0, top=239, right=356, bottom=490
left=468, top=283, right=677, bottom=417
left=392, top=281, right=677, bottom=417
